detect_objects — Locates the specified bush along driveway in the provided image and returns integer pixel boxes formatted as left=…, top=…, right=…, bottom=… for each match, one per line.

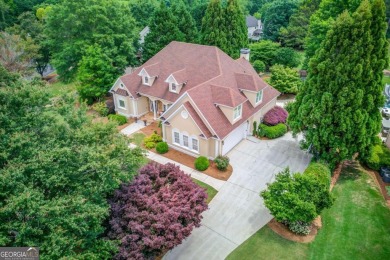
left=164, top=133, right=312, bottom=260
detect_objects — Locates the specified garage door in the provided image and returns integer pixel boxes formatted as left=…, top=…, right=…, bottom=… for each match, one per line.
left=222, top=122, right=248, bottom=155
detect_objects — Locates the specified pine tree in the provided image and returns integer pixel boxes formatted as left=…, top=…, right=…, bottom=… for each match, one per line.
left=142, top=2, right=184, bottom=62
left=171, top=0, right=199, bottom=43
left=289, top=0, right=387, bottom=167
left=201, top=0, right=227, bottom=52
left=224, top=0, right=248, bottom=59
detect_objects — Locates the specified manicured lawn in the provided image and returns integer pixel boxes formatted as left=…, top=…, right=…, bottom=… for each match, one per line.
left=383, top=75, right=390, bottom=85
left=226, top=226, right=308, bottom=260
left=192, top=178, right=218, bottom=204
left=227, top=163, right=390, bottom=259
left=47, top=80, right=78, bottom=97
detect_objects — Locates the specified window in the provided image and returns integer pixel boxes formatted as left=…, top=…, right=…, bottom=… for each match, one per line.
left=183, top=135, right=189, bottom=147
left=118, top=99, right=126, bottom=109
left=170, top=83, right=177, bottom=92
left=256, top=90, right=263, bottom=103
left=144, top=76, right=149, bottom=84
left=233, top=104, right=242, bottom=120
left=120, top=83, right=124, bottom=89
left=174, top=132, right=180, bottom=144
left=192, top=138, right=198, bottom=151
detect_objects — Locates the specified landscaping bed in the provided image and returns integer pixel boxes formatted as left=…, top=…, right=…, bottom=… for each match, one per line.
left=227, top=161, right=390, bottom=259
left=161, top=148, right=232, bottom=181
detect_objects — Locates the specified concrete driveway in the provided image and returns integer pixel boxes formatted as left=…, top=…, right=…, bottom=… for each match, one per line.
left=164, top=133, right=311, bottom=260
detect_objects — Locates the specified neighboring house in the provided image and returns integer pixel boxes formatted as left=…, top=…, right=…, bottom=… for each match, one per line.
left=246, top=15, right=262, bottom=41
left=110, top=41, right=279, bottom=158
left=139, top=26, right=150, bottom=45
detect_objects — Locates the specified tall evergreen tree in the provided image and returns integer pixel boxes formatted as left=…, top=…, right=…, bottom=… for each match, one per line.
left=171, top=0, right=199, bottom=43
left=200, top=0, right=227, bottom=52
left=142, top=2, right=184, bottom=62
left=224, top=0, right=248, bottom=59
left=288, top=0, right=388, bottom=166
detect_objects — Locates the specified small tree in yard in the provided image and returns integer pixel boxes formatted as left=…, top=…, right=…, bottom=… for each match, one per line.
left=261, top=168, right=333, bottom=234
left=108, top=163, right=208, bottom=259
left=269, top=64, right=302, bottom=94
left=263, top=106, right=288, bottom=126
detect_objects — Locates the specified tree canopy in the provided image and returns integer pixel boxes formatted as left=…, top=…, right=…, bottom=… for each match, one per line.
left=108, top=162, right=208, bottom=259
left=288, top=0, right=389, bottom=166
left=0, top=70, right=146, bottom=258
left=44, top=0, right=138, bottom=81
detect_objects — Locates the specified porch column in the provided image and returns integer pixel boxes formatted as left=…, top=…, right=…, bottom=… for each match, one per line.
left=153, top=100, right=157, bottom=120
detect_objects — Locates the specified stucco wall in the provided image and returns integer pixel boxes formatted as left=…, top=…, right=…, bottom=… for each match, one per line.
left=136, top=96, right=149, bottom=117
left=248, top=97, right=277, bottom=133
left=113, top=94, right=134, bottom=117
left=219, top=105, right=235, bottom=124
left=164, top=106, right=212, bottom=158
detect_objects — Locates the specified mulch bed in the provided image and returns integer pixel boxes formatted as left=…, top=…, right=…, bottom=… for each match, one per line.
left=267, top=218, right=320, bottom=243
left=141, top=122, right=161, bottom=136
left=156, top=148, right=232, bottom=181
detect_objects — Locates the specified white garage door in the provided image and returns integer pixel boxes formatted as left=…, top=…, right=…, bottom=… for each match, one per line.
left=222, top=122, right=248, bottom=155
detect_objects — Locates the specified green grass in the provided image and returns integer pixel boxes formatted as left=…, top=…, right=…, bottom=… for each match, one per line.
left=226, top=226, right=308, bottom=260
left=47, top=80, right=78, bottom=97
left=192, top=178, right=218, bottom=204
left=227, top=162, right=390, bottom=260
left=131, top=133, right=146, bottom=146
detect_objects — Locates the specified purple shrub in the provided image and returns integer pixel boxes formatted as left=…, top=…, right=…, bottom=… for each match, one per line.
left=263, top=106, right=288, bottom=126
left=108, top=162, right=208, bottom=259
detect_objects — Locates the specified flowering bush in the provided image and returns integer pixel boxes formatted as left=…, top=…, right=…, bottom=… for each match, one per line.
left=263, top=106, right=288, bottom=126
left=108, top=163, right=208, bottom=259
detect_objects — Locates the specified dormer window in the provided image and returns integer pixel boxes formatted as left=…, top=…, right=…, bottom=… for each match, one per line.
left=256, top=90, right=263, bottom=104
left=170, top=83, right=177, bottom=92
left=143, top=76, right=149, bottom=85
left=233, top=104, right=242, bottom=120
left=120, top=83, right=125, bottom=89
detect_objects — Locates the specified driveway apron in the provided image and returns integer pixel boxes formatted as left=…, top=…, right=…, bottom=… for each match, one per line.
left=164, top=133, right=311, bottom=260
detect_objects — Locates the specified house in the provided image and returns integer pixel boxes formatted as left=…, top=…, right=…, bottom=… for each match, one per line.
left=246, top=15, right=262, bottom=41
left=110, top=41, right=279, bottom=158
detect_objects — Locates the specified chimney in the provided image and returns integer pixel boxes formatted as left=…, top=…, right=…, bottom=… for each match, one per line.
left=240, top=48, right=250, bottom=61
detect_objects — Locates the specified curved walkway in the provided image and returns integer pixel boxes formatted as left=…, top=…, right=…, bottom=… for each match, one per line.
left=164, top=133, right=311, bottom=260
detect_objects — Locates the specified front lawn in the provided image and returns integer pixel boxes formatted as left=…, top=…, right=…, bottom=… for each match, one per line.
left=227, top=162, right=390, bottom=259
left=192, top=178, right=218, bottom=204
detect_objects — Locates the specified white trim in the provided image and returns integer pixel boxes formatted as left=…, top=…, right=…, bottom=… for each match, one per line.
left=109, top=78, right=120, bottom=92
left=117, top=97, right=127, bottom=110
left=255, top=90, right=263, bottom=104
left=168, top=143, right=200, bottom=157
left=233, top=104, right=243, bottom=121
left=137, top=92, right=172, bottom=104
left=137, top=68, right=150, bottom=77
left=164, top=105, right=208, bottom=138
left=165, top=74, right=178, bottom=85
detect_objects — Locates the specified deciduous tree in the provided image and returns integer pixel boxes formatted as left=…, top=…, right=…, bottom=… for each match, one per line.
left=45, top=0, right=138, bottom=81
left=108, top=162, right=208, bottom=260
left=0, top=71, right=146, bottom=258
left=269, top=64, right=302, bottom=94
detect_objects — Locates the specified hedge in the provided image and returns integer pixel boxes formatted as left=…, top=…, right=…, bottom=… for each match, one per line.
left=108, top=114, right=127, bottom=125
left=258, top=123, right=287, bottom=139
left=156, top=142, right=169, bottom=154
left=195, top=156, right=209, bottom=171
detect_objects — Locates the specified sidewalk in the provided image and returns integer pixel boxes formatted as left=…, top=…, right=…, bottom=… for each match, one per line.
left=129, top=144, right=225, bottom=191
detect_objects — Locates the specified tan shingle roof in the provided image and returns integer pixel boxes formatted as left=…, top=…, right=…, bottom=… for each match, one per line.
left=211, top=85, right=247, bottom=107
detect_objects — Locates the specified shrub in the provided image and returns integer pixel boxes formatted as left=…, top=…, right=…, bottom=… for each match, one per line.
left=108, top=114, right=127, bottom=125
left=195, top=156, right=209, bottom=171
left=284, top=101, right=295, bottom=113
left=214, top=156, right=230, bottom=171
left=304, top=162, right=331, bottom=186
left=105, top=99, right=115, bottom=114
left=364, top=144, right=390, bottom=170
left=144, top=141, right=156, bottom=149
left=274, top=47, right=301, bottom=68
left=258, top=123, right=287, bottom=139
left=253, top=60, right=266, bottom=73
left=269, top=64, right=302, bottom=94
left=263, top=106, right=288, bottom=126
left=261, top=168, right=334, bottom=224
left=287, top=221, right=311, bottom=235
left=92, top=101, right=109, bottom=116
left=108, top=163, right=208, bottom=259
left=156, top=142, right=169, bottom=154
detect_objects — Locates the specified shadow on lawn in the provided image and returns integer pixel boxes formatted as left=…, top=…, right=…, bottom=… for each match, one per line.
left=340, top=161, right=362, bottom=181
